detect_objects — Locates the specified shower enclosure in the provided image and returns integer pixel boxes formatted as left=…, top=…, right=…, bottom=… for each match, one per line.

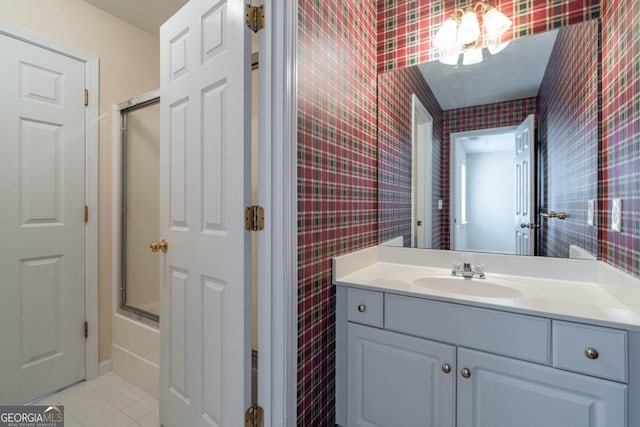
left=119, top=91, right=160, bottom=322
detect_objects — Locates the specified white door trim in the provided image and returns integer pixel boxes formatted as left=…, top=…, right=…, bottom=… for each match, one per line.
left=0, top=20, right=100, bottom=381
left=257, top=1, right=298, bottom=426
left=411, top=94, right=433, bottom=248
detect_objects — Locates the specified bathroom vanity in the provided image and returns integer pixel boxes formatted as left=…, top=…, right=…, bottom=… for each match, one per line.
left=334, top=246, right=640, bottom=427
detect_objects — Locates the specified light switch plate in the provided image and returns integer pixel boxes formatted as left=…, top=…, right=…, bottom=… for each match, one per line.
left=587, top=200, right=595, bottom=226
left=612, top=199, right=622, bottom=231
left=438, top=199, right=443, bottom=210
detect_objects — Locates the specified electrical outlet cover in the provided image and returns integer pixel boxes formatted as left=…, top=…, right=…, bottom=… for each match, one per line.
left=587, top=200, right=594, bottom=226
left=612, top=199, right=622, bottom=231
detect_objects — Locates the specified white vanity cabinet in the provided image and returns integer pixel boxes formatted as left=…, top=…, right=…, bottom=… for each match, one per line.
left=335, top=286, right=630, bottom=427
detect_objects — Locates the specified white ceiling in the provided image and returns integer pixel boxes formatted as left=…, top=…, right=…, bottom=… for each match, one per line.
left=82, top=0, right=188, bottom=35
left=419, top=30, right=558, bottom=110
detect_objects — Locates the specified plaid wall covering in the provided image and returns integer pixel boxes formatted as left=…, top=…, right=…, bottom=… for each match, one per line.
left=377, top=0, right=600, bottom=73
left=441, top=98, right=538, bottom=248
left=601, top=0, right=640, bottom=275
left=378, top=66, right=444, bottom=247
left=297, top=0, right=378, bottom=425
left=537, top=20, right=599, bottom=258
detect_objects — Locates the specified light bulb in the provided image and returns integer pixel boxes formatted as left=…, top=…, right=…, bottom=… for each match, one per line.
left=433, top=17, right=458, bottom=51
left=458, top=9, right=481, bottom=46
left=483, top=6, right=512, bottom=38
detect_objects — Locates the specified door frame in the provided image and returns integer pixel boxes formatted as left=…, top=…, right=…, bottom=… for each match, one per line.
left=449, top=125, right=517, bottom=252
left=257, top=1, right=298, bottom=425
left=411, top=94, right=433, bottom=248
left=0, top=21, right=100, bottom=380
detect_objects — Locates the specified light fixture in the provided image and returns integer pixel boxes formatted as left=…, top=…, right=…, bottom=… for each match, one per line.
left=433, top=2, right=512, bottom=66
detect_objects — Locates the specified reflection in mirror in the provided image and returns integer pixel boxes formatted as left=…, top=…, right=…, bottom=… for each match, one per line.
left=378, top=20, right=599, bottom=259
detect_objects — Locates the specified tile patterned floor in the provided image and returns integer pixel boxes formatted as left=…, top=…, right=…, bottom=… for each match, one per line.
left=33, top=373, right=158, bottom=427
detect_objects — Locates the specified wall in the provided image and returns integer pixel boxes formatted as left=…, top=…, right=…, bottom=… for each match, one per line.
left=297, top=0, right=379, bottom=424
left=378, top=66, right=443, bottom=247
left=0, top=0, right=160, bottom=363
left=537, top=20, right=599, bottom=258
left=601, top=0, right=640, bottom=276
left=442, top=98, right=538, bottom=248
left=466, top=150, right=516, bottom=253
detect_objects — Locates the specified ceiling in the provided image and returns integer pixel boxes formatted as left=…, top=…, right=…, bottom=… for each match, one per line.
left=82, top=0, right=188, bottom=35
left=419, top=30, right=558, bottom=110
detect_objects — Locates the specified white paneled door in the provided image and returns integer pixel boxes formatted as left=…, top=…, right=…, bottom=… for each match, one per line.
left=514, top=114, right=535, bottom=255
left=0, top=34, right=86, bottom=404
left=159, top=0, right=251, bottom=426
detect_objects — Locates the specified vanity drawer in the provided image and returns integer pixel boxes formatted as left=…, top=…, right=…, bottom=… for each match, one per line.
left=385, top=294, right=551, bottom=364
left=552, top=321, right=627, bottom=382
left=346, top=288, right=383, bottom=328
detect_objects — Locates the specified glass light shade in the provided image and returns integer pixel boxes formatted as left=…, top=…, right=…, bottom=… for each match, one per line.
left=483, top=7, right=512, bottom=37
left=488, top=39, right=510, bottom=55
left=439, top=53, right=460, bottom=65
left=433, top=17, right=458, bottom=51
left=458, top=9, right=481, bottom=46
left=462, top=48, right=483, bottom=65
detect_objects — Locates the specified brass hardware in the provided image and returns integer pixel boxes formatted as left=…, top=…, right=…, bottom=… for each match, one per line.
left=245, top=4, right=265, bottom=33
left=245, top=205, right=265, bottom=231
left=159, top=239, right=169, bottom=253
left=84, top=321, right=88, bottom=339
left=541, top=211, right=567, bottom=220
left=520, top=223, right=540, bottom=229
left=150, top=241, right=160, bottom=252
left=442, top=363, right=451, bottom=374
left=245, top=404, right=264, bottom=427
left=585, top=347, right=599, bottom=360
left=84, top=89, right=89, bottom=106
left=417, top=220, right=422, bottom=226
left=84, top=205, right=89, bottom=223
left=460, top=368, right=471, bottom=379
left=357, top=304, right=366, bottom=313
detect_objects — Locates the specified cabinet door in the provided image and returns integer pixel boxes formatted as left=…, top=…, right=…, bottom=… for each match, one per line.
left=347, top=323, right=456, bottom=427
left=457, top=348, right=627, bottom=427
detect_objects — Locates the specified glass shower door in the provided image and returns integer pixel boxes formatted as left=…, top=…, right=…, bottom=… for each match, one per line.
left=120, top=94, right=160, bottom=321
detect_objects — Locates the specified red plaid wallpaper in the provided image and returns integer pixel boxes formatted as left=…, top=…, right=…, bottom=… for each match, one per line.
left=297, top=0, right=378, bottom=425
left=537, top=19, right=599, bottom=258
left=378, top=66, right=444, bottom=247
left=600, top=0, right=640, bottom=275
left=377, top=0, right=600, bottom=73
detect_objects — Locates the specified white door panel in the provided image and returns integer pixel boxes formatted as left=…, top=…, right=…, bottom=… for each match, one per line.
left=0, top=34, right=86, bottom=404
left=515, top=114, right=535, bottom=255
left=160, top=0, right=251, bottom=425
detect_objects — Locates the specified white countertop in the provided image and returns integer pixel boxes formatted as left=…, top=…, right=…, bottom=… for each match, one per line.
left=333, top=245, right=640, bottom=330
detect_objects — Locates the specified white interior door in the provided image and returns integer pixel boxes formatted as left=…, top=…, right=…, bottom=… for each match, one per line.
left=159, top=0, right=251, bottom=425
left=514, top=114, right=535, bottom=255
left=412, top=95, right=433, bottom=248
left=0, top=33, right=86, bottom=404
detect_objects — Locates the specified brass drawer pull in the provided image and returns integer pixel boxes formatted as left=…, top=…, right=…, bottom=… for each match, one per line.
left=357, top=304, right=366, bottom=313
left=585, top=347, right=599, bottom=360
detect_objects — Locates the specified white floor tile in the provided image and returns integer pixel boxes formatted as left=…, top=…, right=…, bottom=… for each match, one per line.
left=122, top=399, right=155, bottom=421
left=138, top=410, right=160, bottom=427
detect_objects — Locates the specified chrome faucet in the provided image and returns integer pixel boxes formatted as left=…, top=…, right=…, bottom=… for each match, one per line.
left=452, top=262, right=485, bottom=279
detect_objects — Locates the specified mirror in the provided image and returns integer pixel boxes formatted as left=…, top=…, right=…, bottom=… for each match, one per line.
left=378, top=19, right=599, bottom=259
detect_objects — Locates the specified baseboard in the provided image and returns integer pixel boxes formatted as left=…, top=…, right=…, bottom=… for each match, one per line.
left=112, top=344, right=159, bottom=399
left=98, top=359, right=112, bottom=376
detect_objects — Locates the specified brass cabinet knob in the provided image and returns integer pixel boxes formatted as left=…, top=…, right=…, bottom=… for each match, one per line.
left=585, top=347, right=599, bottom=360
left=357, top=304, right=366, bottom=313
left=442, top=363, right=451, bottom=374
left=150, top=240, right=169, bottom=253
left=460, top=368, right=471, bottom=379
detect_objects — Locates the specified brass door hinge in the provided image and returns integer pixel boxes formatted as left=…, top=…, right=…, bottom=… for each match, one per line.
left=84, top=206, right=89, bottom=223
left=84, top=89, right=89, bottom=106
left=84, top=321, right=88, bottom=339
left=245, top=404, right=263, bottom=427
left=245, top=205, right=264, bottom=231
left=245, top=4, right=265, bottom=33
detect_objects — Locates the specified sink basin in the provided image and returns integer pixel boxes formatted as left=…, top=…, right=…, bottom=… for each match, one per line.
left=413, top=276, right=524, bottom=299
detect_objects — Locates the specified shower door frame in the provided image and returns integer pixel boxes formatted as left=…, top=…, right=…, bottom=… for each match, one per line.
left=114, top=90, right=161, bottom=325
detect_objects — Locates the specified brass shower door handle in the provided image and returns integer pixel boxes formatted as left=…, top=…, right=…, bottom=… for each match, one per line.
left=150, top=239, right=169, bottom=253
